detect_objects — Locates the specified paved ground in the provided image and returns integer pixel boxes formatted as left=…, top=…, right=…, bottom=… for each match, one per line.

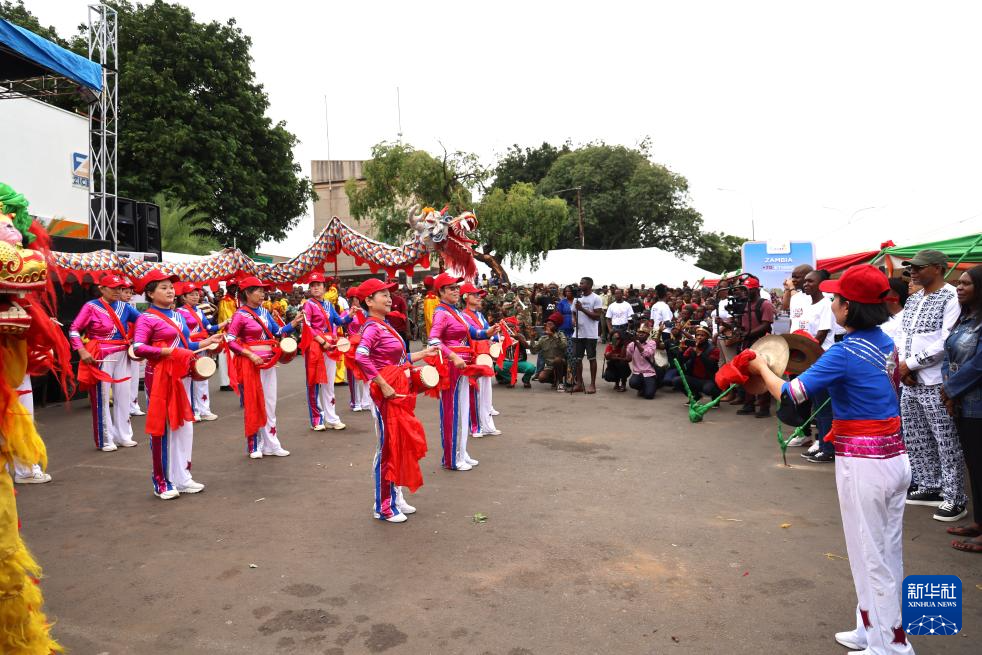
left=18, top=355, right=981, bottom=654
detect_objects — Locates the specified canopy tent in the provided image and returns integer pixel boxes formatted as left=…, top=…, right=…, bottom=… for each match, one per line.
left=476, top=247, right=715, bottom=287
left=816, top=241, right=896, bottom=275
left=872, top=233, right=982, bottom=274
left=0, top=18, right=102, bottom=101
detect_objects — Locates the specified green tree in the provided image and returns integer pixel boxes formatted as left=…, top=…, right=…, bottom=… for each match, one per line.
left=488, top=141, right=571, bottom=192
left=694, top=231, right=746, bottom=274
left=2, top=1, right=313, bottom=253
left=346, top=141, right=486, bottom=243
left=156, top=192, right=221, bottom=255
left=538, top=142, right=703, bottom=255
left=474, top=183, right=568, bottom=281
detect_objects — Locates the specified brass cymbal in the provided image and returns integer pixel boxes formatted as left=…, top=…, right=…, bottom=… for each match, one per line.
left=782, top=333, right=824, bottom=375
left=745, top=335, right=790, bottom=394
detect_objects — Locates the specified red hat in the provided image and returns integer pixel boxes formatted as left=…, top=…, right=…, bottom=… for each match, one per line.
left=820, top=265, right=897, bottom=304
left=346, top=284, right=362, bottom=298
left=121, top=275, right=135, bottom=289
left=307, top=271, right=329, bottom=284
left=237, top=275, right=269, bottom=289
left=460, top=282, right=485, bottom=296
left=136, top=269, right=179, bottom=293
left=432, top=272, right=463, bottom=291
left=359, top=278, right=397, bottom=298
left=178, top=281, right=202, bottom=295
left=423, top=275, right=435, bottom=290
left=99, top=273, right=127, bottom=288
left=547, top=311, right=564, bottom=325
left=744, top=276, right=761, bottom=290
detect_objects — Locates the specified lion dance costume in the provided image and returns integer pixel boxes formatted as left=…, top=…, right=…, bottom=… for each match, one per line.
left=0, top=183, right=70, bottom=653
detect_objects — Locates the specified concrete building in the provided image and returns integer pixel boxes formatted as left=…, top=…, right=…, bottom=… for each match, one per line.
left=311, top=159, right=435, bottom=283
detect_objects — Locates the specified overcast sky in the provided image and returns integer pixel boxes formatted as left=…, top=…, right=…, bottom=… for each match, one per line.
left=35, top=1, right=982, bottom=260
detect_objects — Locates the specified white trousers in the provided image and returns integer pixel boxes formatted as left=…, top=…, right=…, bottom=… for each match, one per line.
left=218, top=351, right=230, bottom=387
left=150, top=378, right=194, bottom=492
left=128, top=358, right=142, bottom=412
left=246, top=367, right=284, bottom=454
left=92, top=350, right=133, bottom=448
left=475, top=376, right=497, bottom=434
left=308, top=354, right=340, bottom=426
left=11, top=376, right=41, bottom=478
left=350, top=376, right=371, bottom=410
left=190, top=379, right=212, bottom=416
left=836, top=454, right=915, bottom=655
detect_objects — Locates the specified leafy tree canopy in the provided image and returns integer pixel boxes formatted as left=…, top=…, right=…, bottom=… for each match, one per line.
left=474, top=182, right=568, bottom=271
left=155, top=192, right=221, bottom=255
left=488, top=141, right=572, bottom=192
left=694, top=231, right=746, bottom=274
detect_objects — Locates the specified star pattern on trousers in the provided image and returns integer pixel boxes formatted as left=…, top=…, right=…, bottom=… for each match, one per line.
left=201, top=394, right=208, bottom=402
left=892, top=627, right=907, bottom=646
left=861, top=609, right=872, bottom=629
left=269, top=427, right=276, bottom=436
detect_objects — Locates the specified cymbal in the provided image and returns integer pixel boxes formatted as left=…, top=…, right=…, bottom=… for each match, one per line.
left=745, top=335, right=790, bottom=394
left=781, top=333, right=824, bottom=375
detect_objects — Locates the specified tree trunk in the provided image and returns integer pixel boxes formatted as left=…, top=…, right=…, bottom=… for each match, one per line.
left=472, top=250, right=509, bottom=284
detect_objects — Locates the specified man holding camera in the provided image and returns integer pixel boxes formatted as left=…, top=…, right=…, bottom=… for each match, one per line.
left=735, top=277, right=775, bottom=418
left=571, top=276, right=603, bottom=394
left=626, top=322, right=660, bottom=398
left=532, top=312, right=568, bottom=390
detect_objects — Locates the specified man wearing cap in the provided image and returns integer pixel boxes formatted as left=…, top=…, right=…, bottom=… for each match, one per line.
left=428, top=273, right=499, bottom=471
left=897, top=249, right=967, bottom=521
left=177, top=282, right=226, bottom=421
left=735, top=276, right=775, bottom=418
left=461, top=282, right=501, bottom=436
left=216, top=282, right=238, bottom=391
left=625, top=322, right=660, bottom=399
left=70, top=272, right=142, bottom=451
left=673, top=324, right=721, bottom=400
left=531, top=313, right=568, bottom=390
left=228, top=276, right=304, bottom=459
left=301, top=272, right=351, bottom=431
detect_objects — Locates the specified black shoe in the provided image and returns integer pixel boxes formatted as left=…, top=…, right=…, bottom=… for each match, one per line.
left=933, top=501, right=968, bottom=522
left=905, top=489, right=943, bottom=507
left=755, top=409, right=771, bottom=418
left=804, top=450, right=834, bottom=463
left=219, top=385, right=232, bottom=392
left=736, top=405, right=756, bottom=415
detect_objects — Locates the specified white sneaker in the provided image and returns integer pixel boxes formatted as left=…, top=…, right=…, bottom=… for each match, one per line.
left=118, top=440, right=138, bottom=448
left=806, top=441, right=820, bottom=454
left=263, top=448, right=290, bottom=457
left=834, top=630, right=866, bottom=651
left=786, top=435, right=812, bottom=448
left=101, top=443, right=118, bottom=452
left=249, top=451, right=263, bottom=459
left=154, top=489, right=179, bottom=500
left=484, top=429, right=502, bottom=436
left=129, top=408, right=146, bottom=416
left=373, top=512, right=408, bottom=523
left=177, top=481, right=204, bottom=493
left=199, top=413, right=218, bottom=421
left=465, top=457, right=479, bottom=466
left=359, top=405, right=373, bottom=412
left=328, top=422, right=346, bottom=430
left=454, top=461, right=473, bottom=471
left=312, top=424, right=327, bottom=431
left=396, top=500, right=417, bottom=514
left=472, top=432, right=487, bottom=438
left=490, top=409, right=500, bottom=416
left=15, top=471, right=52, bottom=484
left=193, top=414, right=202, bottom=422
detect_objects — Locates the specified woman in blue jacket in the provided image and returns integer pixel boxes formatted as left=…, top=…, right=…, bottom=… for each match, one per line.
left=942, top=264, right=982, bottom=553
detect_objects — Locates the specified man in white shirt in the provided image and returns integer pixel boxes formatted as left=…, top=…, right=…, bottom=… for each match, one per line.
left=572, top=276, right=603, bottom=394
left=783, top=264, right=814, bottom=332
left=649, top=283, right=674, bottom=327
left=605, top=287, right=634, bottom=335
left=897, top=250, right=966, bottom=521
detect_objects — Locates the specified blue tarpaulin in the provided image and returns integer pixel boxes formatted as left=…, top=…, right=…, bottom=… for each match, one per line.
left=0, top=18, right=102, bottom=93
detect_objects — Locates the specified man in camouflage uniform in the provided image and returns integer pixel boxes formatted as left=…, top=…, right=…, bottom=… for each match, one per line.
left=515, top=288, right=533, bottom=339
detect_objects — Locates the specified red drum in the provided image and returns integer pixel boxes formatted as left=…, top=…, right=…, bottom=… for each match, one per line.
left=488, top=342, right=502, bottom=359
left=473, top=340, right=491, bottom=356
left=278, top=336, right=298, bottom=364
left=190, top=355, right=217, bottom=381
left=127, top=345, right=145, bottom=362
left=334, top=336, right=351, bottom=353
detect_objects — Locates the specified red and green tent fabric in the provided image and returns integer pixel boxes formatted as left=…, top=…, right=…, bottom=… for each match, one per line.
left=873, top=233, right=982, bottom=274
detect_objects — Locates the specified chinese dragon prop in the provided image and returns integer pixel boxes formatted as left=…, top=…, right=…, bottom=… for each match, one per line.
left=0, top=183, right=73, bottom=654
left=51, top=205, right=479, bottom=287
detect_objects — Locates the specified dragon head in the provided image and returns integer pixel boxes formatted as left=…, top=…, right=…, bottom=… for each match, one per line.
left=0, top=185, right=47, bottom=334
left=407, top=205, right=478, bottom=279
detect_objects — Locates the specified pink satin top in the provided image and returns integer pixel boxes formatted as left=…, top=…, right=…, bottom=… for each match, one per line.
left=355, top=318, right=408, bottom=380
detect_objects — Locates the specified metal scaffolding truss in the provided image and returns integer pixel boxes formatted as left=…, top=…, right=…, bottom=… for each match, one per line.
left=88, top=3, right=118, bottom=247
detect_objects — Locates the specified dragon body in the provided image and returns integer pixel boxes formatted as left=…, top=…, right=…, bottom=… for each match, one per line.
left=52, top=207, right=478, bottom=286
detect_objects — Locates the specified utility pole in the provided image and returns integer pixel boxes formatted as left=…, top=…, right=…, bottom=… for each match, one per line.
left=575, top=186, right=585, bottom=247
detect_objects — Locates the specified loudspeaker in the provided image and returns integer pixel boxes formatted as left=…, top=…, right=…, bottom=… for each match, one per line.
left=114, top=197, right=138, bottom=251
left=136, top=201, right=162, bottom=258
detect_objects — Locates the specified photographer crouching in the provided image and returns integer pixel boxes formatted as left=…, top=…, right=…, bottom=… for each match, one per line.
left=672, top=324, right=722, bottom=400
left=626, top=322, right=660, bottom=399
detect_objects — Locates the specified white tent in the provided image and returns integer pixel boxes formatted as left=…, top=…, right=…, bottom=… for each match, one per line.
left=476, top=247, right=715, bottom=287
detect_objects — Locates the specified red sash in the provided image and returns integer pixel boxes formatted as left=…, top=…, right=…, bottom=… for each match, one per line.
left=145, top=347, right=195, bottom=437
left=300, top=300, right=330, bottom=386
left=435, top=303, right=471, bottom=339
left=240, top=306, right=275, bottom=339
left=77, top=339, right=131, bottom=389
left=369, top=363, right=428, bottom=492
left=98, top=299, right=131, bottom=344
left=146, top=307, right=191, bottom=349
